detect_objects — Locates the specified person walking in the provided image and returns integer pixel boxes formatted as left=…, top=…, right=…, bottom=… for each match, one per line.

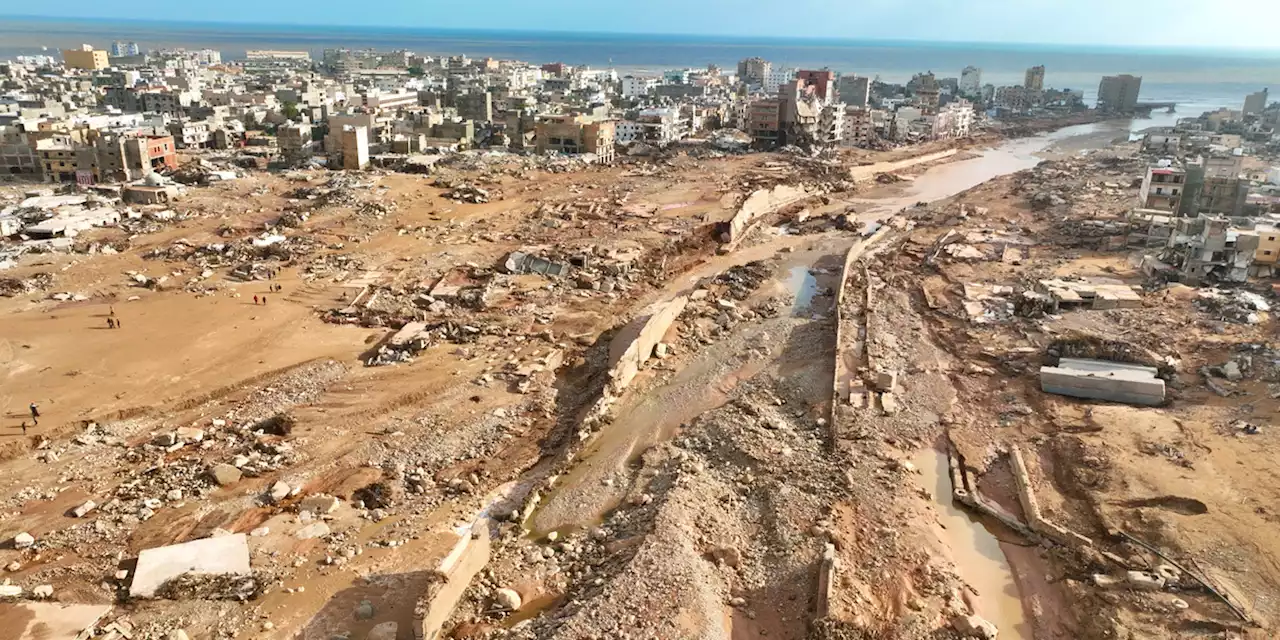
left=29, top=403, right=39, bottom=425
left=20, top=422, right=27, bottom=436
left=253, top=295, right=259, bottom=305
left=107, top=317, right=115, bottom=329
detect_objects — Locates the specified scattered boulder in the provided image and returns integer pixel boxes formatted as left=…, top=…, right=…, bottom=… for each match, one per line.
left=300, top=494, right=340, bottom=515
left=366, top=621, right=397, bottom=640
left=268, top=481, right=292, bottom=503
left=354, top=599, right=375, bottom=620
left=12, top=532, right=34, bottom=549
left=32, top=584, right=53, bottom=599
left=72, top=500, right=97, bottom=518
left=209, top=464, right=243, bottom=486
left=494, top=587, right=523, bottom=611
left=952, top=614, right=999, bottom=639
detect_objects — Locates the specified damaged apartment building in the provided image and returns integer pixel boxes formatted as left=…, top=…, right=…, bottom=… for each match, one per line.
left=1128, top=152, right=1280, bottom=283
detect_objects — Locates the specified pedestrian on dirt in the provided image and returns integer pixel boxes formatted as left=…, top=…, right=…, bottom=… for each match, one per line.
left=20, top=422, right=27, bottom=436
left=253, top=295, right=259, bottom=305
left=262, top=296, right=267, bottom=305
left=107, top=317, right=115, bottom=329
left=29, top=403, right=39, bottom=424
left=109, top=305, right=116, bottom=317
left=115, top=318, right=122, bottom=329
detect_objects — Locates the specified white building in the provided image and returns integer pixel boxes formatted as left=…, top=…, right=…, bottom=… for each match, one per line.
left=960, top=66, right=982, bottom=97
left=621, top=75, right=657, bottom=98
left=765, top=68, right=798, bottom=94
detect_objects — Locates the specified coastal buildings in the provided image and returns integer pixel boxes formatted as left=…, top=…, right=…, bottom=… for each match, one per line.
left=62, top=45, right=109, bottom=70
left=1244, top=89, right=1268, bottom=116
left=737, top=57, right=771, bottom=87
left=1097, top=74, right=1143, bottom=113
left=1024, top=65, right=1045, bottom=92
left=837, top=75, right=870, bottom=108
left=960, top=66, right=982, bottom=97
left=111, top=41, right=140, bottom=57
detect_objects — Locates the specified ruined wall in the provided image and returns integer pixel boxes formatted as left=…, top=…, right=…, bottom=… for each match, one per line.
left=606, top=295, right=689, bottom=395
left=724, top=184, right=809, bottom=244
left=848, top=149, right=957, bottom=183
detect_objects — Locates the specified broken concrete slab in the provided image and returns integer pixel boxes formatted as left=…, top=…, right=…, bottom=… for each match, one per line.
left=3, top=602, right=112, bottom=640
left=130, top=533, right=251, bottom=598
left=72, top=500, right=96, bottom=518
left=1040, top=357, right=1165, bottom=406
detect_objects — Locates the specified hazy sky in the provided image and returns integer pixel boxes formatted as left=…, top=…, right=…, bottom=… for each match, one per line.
left=9, top=0, right=1280, bottom=49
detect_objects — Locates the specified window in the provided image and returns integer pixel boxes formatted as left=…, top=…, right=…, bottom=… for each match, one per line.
left=1270, top=236, right=1276, bottom=242
left=1266, top=250, right=1274, bottom=256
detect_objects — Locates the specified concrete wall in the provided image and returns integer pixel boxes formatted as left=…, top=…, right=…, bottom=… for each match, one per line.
left=725, top=184, right=808, bottom=244
left=606, top=296, right=688, bottom=395
left=848, top=149, right=957, bottom=183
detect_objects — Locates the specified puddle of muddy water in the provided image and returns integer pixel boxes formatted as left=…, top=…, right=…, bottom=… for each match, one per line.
left=786, top=265, right=820, bottom=314
left=916, top=448, right=1030, bottom=639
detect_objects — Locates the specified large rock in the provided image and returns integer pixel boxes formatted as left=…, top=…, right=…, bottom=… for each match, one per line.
left=176, top=427, right=205, bottom=443
left=494, top=587, right=522, bottom=610
left=366, top=621, right=397, bottom=640
left=12, top=532, right=34, bottom=549
left=268, top=481, right=291, bottom=503
left=73, top=500, right=97, bottom=518
left=953, top=614, right=998, bottom=639
left=209, top=464, right=243, bottom=486
left=300, top=494, right=340, bottom=514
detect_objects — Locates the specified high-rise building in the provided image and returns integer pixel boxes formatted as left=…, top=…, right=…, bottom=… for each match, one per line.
left=111, top=41, right=140, bottom=57
left=1097, top=74, right=1143, bottom=112
left=62, top=45, right=109, bottom=71
left=1024, top=65, right=1045, bottom=92
left=737, top=57, right=772, bottom=86
left=1243, top=88, right=1269, bottom=116
left=837, top=75, right=871, bottom=107
left=959, top=66, right=982, bottom=97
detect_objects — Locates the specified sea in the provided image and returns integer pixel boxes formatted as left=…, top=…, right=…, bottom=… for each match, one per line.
left=3, top=16, right=1279, bottom=117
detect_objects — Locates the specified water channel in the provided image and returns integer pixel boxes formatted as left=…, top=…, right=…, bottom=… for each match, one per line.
left=530, top=116, right=1153, bottom=631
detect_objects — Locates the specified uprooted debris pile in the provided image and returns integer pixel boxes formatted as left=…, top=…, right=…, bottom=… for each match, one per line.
left=1194, top=288, right=1271, bottom=324
left=154, top=572, right=267, bottom=601
left=440, top=183, right=495, bottom=204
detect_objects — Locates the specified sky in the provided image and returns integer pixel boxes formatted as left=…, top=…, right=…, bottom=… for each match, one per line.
left=7, top=0, right=1280, bottom=49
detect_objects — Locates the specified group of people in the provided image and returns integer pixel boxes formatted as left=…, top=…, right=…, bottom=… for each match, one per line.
left=19, top=403, right=39, bottom=435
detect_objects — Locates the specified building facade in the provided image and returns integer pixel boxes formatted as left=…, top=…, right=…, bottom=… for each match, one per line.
left=1098, top=75, right=1143, bottom=113
left=1024, top=65, right=1045, bottom=92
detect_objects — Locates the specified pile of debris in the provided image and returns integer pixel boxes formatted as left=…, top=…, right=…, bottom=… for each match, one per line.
left=0, top=272, right=53, bottom=297
left=1194, top=288, right=1271, bottom=324
left=441, top=184, right=494, bottom=204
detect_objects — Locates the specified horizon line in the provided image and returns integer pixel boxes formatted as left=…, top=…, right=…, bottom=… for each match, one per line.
left=4, top=13, right=1280, bottom=55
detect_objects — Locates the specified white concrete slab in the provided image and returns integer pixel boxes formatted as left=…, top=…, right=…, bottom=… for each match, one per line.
left=2, top=602, right=112, bottom=640
left=129, top=533, right=251, bottom=598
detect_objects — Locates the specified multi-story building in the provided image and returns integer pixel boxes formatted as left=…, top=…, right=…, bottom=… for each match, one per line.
left=837, top=75, right=870, bottom=108
left=1139, top=163, right=1187, bottom=212
left=930, top=100, right=974, bottom=139
left=111, top=41, right=140, bottom=57
left=0, top=127, right=41, bottom=177
left=795, top=70, right=836, bottom=103
left=278, top=122, right=315, bottom=162
left=747, top=98, right=781, bottom=147
left=842, top=107, right=874, bottom=148
left=245, top=50, right=310, bottom=61
left=620, top=75, right=656, bottom=99
left=340, top=125, right=369, bottom=170
left=534, top=115, right=616, bottom=162
left=959, top=66, right=982, bottom=97
left=36, top=140, right=78, bottom=182
left=363, top=90, right=419, bottom=112
left=62, top=46, right=110, bottom=71
left=634, top=108, right=685, bottom=146
left=763, top=67, right=797, bottom=94
left=737, top=57, right=771, bottom=86
left=911, top=72, right=940, bottom=113
left=456, top=92, right=493, bottom=122
left=167, top=121, right=211, bottom=149
left=1024, top=65, right=1045, bottom=92
left=1243, top=88, right=1268, bottom=116
left=1097, top=74, right=1143, bottom=113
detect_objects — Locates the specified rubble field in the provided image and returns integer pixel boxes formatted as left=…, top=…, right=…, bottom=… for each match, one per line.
left=2, top=129, right=1276, bottom=640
